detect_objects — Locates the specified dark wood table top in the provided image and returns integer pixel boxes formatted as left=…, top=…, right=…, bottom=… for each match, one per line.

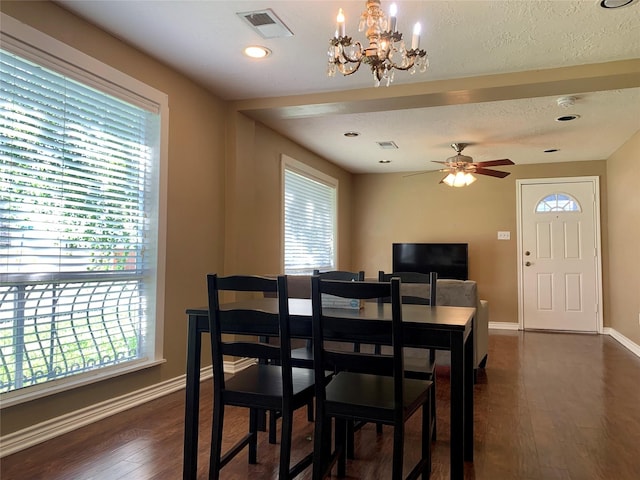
left=187, top=298, right=474, bottom=333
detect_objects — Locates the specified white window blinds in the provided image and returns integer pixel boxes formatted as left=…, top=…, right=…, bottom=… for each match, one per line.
left=283, top=162, right=337, bottom=275
left=0, top=40, right=164, bottom=399
left=1, top=50, right=158, bottom=275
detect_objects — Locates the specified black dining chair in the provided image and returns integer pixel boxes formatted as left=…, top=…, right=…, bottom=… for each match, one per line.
left=288, top=270, right=366, bottom=367
left=311, top=277, right=433, bottom=480
left=206, top=274, right=324, bottom=480
left=379, top=270, right=439, bottom=441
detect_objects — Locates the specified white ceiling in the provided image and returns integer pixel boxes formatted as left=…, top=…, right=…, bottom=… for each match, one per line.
left=55, top=0, right=640, bottom=175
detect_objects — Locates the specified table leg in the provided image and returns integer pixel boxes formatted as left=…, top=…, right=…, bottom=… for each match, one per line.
left=183, top=314, right=202, bottom=480
left=464, top=320, right=474, bottom=461
left=450, top=331, right=464, bottom=480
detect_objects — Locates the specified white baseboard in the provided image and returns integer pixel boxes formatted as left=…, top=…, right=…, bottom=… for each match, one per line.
left=603, top=327, right=640, bottom=358
left=489, top=321, right=520, bottom=330
left=224, top=357, right=256, bottom=375
left=0, top=364, right=211, bottom=458
left=0, top=358, right=256, bottom=458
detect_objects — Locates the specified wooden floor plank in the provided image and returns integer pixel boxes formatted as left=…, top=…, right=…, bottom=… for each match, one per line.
left=2, top=330, right=640, bottom=479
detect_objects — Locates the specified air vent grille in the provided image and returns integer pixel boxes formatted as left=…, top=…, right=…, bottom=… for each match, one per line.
left=245, top=12, right=276, bottom=27
left=377, top=141, right=398, bottom=150
left=237, top=9, right=293, bottom=39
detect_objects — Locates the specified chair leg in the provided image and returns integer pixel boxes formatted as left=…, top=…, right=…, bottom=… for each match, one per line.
left=249, top=408, right=258, bottom=464
left=307, top=399, right=314, bottom=422
left=392, top=424, right=404, bottom=480
left=269, top=410, right=279, bottom=444
left=313, top=417, right=332, bottom=480
left=209, top=400, right=224, bottom=480
left=422, top=401, right=432, bottom=479
left=335, top=418, right=347, bottom=477
left=279, top=409, right=293, bottom=480
left=346, top=421, right=355, bottom=459
left=431, top=376, right=437, bottom=441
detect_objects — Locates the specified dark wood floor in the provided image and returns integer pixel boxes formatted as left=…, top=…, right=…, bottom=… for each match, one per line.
left=3, top=330, right=640, bottom=480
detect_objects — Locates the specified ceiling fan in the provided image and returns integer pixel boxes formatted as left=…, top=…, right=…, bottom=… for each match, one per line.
left=434, top=143, right=515, bottom=187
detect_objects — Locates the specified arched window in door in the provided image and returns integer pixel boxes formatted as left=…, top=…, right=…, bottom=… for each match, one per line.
left=535, top=193, right=581, bottom=212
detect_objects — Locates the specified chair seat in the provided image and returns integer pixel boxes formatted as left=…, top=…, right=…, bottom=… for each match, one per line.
left=325, top=371, right=432, bottom=420
left=226, top=364, right=319, bottom=396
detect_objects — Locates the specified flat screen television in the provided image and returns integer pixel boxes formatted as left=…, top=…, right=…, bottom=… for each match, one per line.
left=392, top=243, right=469, bottom=280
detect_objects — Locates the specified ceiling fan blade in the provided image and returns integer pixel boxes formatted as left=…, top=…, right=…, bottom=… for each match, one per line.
left=474, top=167, right=511, bottom=178
left=432, top=160, right=448, bottom=165
left=403, top=170, right=430, bottom=178
left=474, top=159, right=514, bottom=167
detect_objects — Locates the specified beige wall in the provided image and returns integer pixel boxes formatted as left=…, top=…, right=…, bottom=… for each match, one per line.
left=0, top=2, right=352, bottom=435
left=606, top=130, right=640, bottom=344
left=351, top=160, right=608, bottom=325
left=224, top=114, right=353, bottom=276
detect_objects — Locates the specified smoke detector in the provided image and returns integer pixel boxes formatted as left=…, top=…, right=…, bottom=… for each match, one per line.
left=557, top=96, right=576, bottom=108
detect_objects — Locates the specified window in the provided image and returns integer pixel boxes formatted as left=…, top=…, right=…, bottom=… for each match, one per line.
left=0, top=15, right=167, bottom=404
left=536, top=193, right=581, bottom=212
left=283, top=155, right=337, bottom=275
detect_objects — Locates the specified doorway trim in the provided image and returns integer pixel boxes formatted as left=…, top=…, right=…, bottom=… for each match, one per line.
left=516, top=176, right=604, bottom=333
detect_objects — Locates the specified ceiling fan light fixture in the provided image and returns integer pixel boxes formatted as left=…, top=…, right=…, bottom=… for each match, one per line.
left=434, top=143, right=513, bottom=186
left=443, top=171, right=476, bottom=187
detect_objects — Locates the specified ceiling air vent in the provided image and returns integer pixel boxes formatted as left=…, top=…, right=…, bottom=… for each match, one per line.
left=237, top=9, right=293, bottom=39
left=377, top=141, right=399, bottom=150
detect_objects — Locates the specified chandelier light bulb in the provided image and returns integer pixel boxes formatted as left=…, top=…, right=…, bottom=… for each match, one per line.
left=411, top=23, right=421, bottom=50
left=336, top=8, right=346, bottom=37
left=389, top=3, right=397, bottom=31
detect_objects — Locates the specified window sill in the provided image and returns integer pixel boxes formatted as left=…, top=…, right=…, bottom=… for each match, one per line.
left=0, top=358, right=166, bottom=409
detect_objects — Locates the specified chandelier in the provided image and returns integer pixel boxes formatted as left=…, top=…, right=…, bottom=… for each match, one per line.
left=327, top=1, right=428, bottom=87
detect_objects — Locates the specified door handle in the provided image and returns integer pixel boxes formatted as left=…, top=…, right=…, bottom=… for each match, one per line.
left=525, top=261, right=532, bottom=267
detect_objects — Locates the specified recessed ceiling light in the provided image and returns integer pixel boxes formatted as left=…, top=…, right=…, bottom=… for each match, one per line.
left=378, top=160, right=391, bottom=164
left=600, top=0, right=637, bottom=8
left=243, top=46, right=271, bottom=59
left=544, top=149, right=559, bottom=153
left=344, top=131, right=360, bottom=137
left=556, top=114, right=580, bottom=122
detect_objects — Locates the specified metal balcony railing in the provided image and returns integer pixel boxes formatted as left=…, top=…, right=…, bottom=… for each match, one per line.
left=0, top=273, right=145, bottom=393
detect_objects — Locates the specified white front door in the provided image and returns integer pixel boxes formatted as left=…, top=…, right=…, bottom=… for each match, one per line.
left=517, top=177, right=602, bottom=332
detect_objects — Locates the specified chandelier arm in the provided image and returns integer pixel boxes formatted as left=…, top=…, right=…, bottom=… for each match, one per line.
left=337, top=60, right=363, bottom=76
left=383, top=50, right=427, bottom=72
left=338, top=40, right=365, bottom=64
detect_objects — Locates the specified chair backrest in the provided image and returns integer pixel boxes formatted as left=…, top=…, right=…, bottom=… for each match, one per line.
left=378, top=271, right=437, bottom=306
left=207, top=274, right=293, bottom=393
left=312, top=270, right=365, bottom=281
left=311, top=277, right=404, bottom=404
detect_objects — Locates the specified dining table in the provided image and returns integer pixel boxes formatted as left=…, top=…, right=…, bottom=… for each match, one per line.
left=182, top=299, right=475, bottom=480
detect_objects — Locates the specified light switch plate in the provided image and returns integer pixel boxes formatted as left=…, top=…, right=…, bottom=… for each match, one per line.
left=497, top=231, right=511, bottom=240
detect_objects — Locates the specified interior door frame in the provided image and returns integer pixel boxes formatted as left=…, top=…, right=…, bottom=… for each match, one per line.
left=516, top=176, right=604, bottom=333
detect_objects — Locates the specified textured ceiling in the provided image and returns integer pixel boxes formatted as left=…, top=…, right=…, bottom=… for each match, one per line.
left=55, top=0, right=640, bottom=174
